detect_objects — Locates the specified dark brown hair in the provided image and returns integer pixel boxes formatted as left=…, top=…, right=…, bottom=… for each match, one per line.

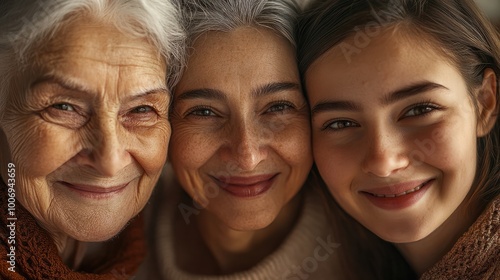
left=298, top=0, right=500, bottom=279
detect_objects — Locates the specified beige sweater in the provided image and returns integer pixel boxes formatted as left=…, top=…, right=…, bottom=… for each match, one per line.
left=421, top=196, right=500, bottom=280
left=137, top=182, right=342, bottom=280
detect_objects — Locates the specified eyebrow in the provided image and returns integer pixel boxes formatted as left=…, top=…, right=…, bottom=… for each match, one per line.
left=32, top=75, right=169, bottom=99
left=177, top=82, right=301, bottom=101
left=32, top=75, right=96, bottom=95
left=311, top=100, right=361, bottom=116
left=381, top=82, right=448, bottom=105
left=176, top=88, right=226, bottom=101
left=311, top=81, right=448, bottom=117
left=252, top=82, right=301, bottom=97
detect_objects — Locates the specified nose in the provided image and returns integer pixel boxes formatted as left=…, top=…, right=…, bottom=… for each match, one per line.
left=223, top=121, right=267, bottom=172
left=361, top=128, right=409, bottom=177
left=78, top=117, right=132, bottom=177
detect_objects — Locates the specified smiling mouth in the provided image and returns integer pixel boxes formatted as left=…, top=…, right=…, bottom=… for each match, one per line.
left=59, top=181, right=129, bottom=199
left=368, top=184, right=425, bottom=198
left=360, top=179, right=434, bottom=210
left=211, top=174, right=278, bottom=198
left=362, top=179, right=434, bottom=198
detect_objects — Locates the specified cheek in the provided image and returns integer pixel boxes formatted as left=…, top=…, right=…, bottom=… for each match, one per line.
left=312, top=132, right=354, bottom=191
left=271, top=116, right=312, bottom=168
left=132, top=122, right=171, bottom=175
left=4, top=117, right=79, bottom=177
left=169, top=123, right=217, bottom=172
left=422, top=121, right=477, bottom=182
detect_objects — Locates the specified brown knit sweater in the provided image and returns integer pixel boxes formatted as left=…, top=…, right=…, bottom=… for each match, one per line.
left=0, top=181, right=146, bottom=280
left=421, top=196, right=500, bottom=280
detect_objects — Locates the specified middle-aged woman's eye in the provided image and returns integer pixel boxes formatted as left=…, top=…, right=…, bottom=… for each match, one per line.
left=266, top=101, right=294, bottom=114
left=323, top=119, right=360, bottom=131
left=188, top=107, right=217, bottom=117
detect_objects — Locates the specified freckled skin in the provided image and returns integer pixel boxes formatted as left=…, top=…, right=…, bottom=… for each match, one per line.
left=0, top=18, right=169, bottom=248
left=306, top=28, right=497, bottom=272
left=169, top=27, right=313, bottom=231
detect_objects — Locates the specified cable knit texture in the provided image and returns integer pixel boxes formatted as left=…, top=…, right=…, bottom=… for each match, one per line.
left=421, top=196, right=500, bottom=280
left=0, top=181, right=146, bottom=280
left=137, top=179, right=342, bottom=280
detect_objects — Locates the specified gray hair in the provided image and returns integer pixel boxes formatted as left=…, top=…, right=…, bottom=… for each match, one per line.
left=179, top=0, right=299, bottom=66
left=0, top=0, right=185, bottom=119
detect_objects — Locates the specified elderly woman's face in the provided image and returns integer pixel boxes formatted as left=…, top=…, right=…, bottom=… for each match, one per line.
left=0, top=19, right=169, bottom=242
left=170, top=27, right=312, bottom=230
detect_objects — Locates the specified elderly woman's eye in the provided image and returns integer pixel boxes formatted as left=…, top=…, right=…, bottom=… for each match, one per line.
left=323, top=119, right=360, bottom=131
left=40, top=102, right=87, bottom=129
left=266, top=101, right=294, bottom=113
left=52, top=103, right=75, bottom=111
left=122, top=105, right=159, bottom=126
left=131, top=105, right=154, bottom=114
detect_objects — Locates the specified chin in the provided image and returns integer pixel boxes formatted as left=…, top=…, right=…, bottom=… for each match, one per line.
left=217, top=210, right=277, bottom=232
left=372, top=224, right=432, bottom=244
left=65, top=218, right=131, bottom=243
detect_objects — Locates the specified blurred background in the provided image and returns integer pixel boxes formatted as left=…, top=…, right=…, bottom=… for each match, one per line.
left=476, top=0, right=500, bottom=29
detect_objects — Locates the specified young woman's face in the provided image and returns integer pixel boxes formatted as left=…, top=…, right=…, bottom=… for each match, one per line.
left=169, top=27, right=312, bottom=231
left=305, top=29, right=489, bottom=243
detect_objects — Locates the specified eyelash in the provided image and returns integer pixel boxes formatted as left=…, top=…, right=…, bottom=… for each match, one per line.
left=401, top=100, right=442, bottom=119
left=51, top=103, right=76, bottom=112
left=266, top=100, right=296, bottom=114
left=321, top=119, right=359, bottom=131
left=321, top=100, right=443, bottom=131
left=186, top=105, right=218, bottom=118
left=130, top=105, right=156, bottom=114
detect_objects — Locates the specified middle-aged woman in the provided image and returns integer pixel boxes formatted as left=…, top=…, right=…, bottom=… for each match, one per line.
left=298, top=0, right=499, bottom=279
left=138, top=0, right=342, bottom=279
left=0, top=0, right=183, bottom=278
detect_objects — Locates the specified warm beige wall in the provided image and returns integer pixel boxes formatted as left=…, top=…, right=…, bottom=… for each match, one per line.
left=476, top=0, right=500, bottom=26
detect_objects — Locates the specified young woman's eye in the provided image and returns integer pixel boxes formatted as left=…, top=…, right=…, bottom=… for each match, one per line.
left=403, top=104, right=439, bottom=118
left=323, top=120, right=359, bottom=131
left=52, top=103, right=75, bottom=111
left=266, top=101, right=294, bottom=113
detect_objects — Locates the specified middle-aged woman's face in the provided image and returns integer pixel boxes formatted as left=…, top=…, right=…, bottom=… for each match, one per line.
left=170, top=27, right=312, bottom=231
left=0, top=18, right=170, bottom=242
left=305, top=28, right=495, bottom=243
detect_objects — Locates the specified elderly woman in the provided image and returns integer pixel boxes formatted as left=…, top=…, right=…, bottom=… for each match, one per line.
left=0, top=0, right=183, bottom=278
left=138, top=0, right=342, bottom=279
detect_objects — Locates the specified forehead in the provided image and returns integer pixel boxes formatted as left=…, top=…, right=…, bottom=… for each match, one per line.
left=306, top=27, right=459, bottom=98
left=31, top=18, right=166, bottom=91
left=41, top=17, right=162, bottom=65
left=176, top=26, right=299, bottom=93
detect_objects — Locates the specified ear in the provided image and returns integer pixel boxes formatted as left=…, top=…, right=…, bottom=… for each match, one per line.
left=476, top=68, right=498, bottom=137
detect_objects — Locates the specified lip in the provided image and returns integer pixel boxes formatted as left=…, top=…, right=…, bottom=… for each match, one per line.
left=212, top=174, right=278, bottom=198
left=59, top=181, right=129, bottom=199
left=360, top=179, right=434, bottom=210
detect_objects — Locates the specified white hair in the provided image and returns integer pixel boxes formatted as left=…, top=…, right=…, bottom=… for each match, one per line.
left=0, top=0, right=185, bottom=119
left=173, top=0, right=299, bottom=90
left=181, top=0, right=299, bottom=46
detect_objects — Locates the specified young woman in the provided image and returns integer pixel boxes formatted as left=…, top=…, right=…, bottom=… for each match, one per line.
left=298, top=0, right=499, bottom=279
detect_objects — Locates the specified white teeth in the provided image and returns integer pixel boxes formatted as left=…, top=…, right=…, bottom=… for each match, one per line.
left=371, top=184, right=424, bottom=198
